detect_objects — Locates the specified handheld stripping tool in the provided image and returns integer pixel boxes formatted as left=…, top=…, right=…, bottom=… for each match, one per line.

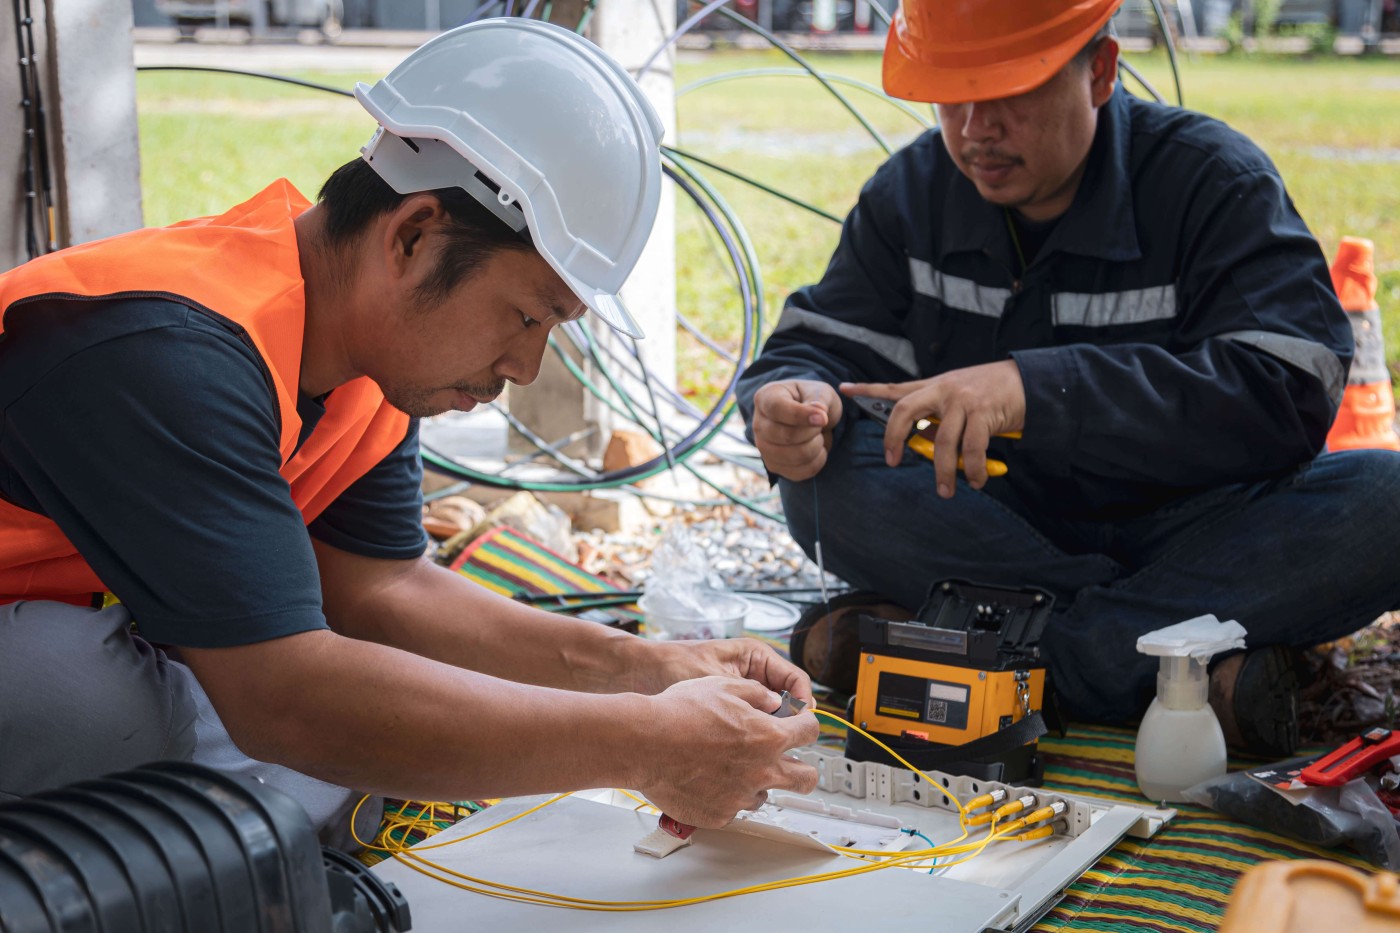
left=850, top=395, right=1019, bottom=477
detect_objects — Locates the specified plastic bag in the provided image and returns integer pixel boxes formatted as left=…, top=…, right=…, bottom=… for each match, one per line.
left=1182, top=762, right=1400, bottom=869
left=638, top=525, right=747, bottom=640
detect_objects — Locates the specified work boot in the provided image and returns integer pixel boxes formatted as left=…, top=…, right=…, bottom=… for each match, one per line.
left=1209, top=645, right=1305, bottom=758
left=789, top=593, right=915, bottom=696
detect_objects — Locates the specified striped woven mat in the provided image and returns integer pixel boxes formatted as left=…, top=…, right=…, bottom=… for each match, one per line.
left=450, top=526, right=641, bottom=623
left=448, top=527, right=1371, bottom=931
left=1031, top=727, right=1370, bottom=932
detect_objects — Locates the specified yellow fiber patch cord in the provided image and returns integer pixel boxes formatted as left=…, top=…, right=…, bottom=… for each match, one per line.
left=349, top=709, right=1061, bottom=911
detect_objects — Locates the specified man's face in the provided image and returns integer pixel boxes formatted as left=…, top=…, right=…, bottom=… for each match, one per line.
left=935, top=41, right=1117, bottom=222
left=365, top=247, right=586, bottom=419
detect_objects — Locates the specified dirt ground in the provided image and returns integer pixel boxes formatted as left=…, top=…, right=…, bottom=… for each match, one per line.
left=1303, top=611, right=1400, bottom=745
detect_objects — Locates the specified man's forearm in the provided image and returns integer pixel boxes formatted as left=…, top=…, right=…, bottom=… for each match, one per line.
left=185, top=630, right=651, bottom=802
left=314, top=541, right=653, bottom=694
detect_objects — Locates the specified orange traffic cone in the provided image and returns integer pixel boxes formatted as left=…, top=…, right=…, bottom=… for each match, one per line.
left=1326, top=237, right=1400, bottom=452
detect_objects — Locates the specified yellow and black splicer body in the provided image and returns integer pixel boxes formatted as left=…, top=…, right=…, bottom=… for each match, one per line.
left=847, top=580, right=1054, bottom=784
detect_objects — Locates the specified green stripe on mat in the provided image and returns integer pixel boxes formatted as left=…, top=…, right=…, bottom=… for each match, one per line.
left=442, top=527, right=1371, bottom=931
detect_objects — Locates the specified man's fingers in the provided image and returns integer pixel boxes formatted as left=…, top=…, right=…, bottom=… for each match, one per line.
left=756, top=435, right=827, bottom=482
left=839, top=381, right=910, bottom=401
left=961, top=420, right=992, bottom=489
left=727, top=676, right=784, bottom=713
left=752, top=381, right=842, bottom=483
left=932, top=409, right=966, bottom=498
left=758, top=381, right=838, bottom=428
left=794, top=382, right=843, bottom=426
left=734, top=641, right=816, bottom=709
left=883, top=396, right=928, bottom=468
left=773, top=755, right=820, bottom=796
left=773, top=665, right=815, bottom=710
left=754, top=413, right=824, bottom=447
left=764, top=396, right=828, bottom=428
left=778, top=708, right=821, bottom=748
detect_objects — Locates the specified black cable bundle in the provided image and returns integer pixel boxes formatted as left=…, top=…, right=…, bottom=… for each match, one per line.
left=11, top=0, right=54, bottom=259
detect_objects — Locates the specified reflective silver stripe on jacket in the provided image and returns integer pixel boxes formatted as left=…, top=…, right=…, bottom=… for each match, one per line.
left=1219, top=330, right=1347, bottom=409
left=774, top=305, right=919, bottom=376
left=1053, top=284, right=1178, bottom=328
left=909, top=258, right=1011, bottom=318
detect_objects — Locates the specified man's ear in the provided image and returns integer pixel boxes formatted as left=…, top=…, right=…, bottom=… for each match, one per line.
left=382, top=193, right=446, bottom=281
left=1090, top=36, right=1120, bottom=108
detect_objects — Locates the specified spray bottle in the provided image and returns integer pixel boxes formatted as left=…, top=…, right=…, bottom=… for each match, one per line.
left=1134, top=614, right=1247, bottom=803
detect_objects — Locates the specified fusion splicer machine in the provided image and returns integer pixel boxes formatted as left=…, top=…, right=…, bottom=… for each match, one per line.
left=846, top=580, right=1055, bottom=784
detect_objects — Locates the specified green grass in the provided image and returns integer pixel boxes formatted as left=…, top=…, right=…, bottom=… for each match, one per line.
left=135, top=52, right=1400, bottom=398
left=137, top=70, right=379, bottom=222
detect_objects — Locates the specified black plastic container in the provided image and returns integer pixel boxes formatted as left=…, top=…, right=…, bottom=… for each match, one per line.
left=0, top=762, right=410, bottom=933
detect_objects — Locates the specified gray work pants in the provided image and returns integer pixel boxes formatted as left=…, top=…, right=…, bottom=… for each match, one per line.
left=0, top=600, right=380, bottom=849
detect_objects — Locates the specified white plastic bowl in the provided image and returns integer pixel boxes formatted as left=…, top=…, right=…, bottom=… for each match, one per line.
left=638, top=591, right=749, bottom=640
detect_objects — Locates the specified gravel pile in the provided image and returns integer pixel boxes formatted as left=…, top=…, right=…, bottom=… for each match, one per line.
left=572, top=503, right=841, bottom=597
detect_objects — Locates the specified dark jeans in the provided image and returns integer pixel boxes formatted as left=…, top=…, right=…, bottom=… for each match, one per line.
left=781, top=419, right=1400, bottom=722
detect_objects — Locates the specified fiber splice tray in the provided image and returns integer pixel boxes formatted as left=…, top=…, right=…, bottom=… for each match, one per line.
left=373, top=746, right=1172, bottom=932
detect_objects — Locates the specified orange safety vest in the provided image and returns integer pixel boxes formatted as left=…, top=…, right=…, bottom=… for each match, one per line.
left=0, top=180, right=410, bottom=605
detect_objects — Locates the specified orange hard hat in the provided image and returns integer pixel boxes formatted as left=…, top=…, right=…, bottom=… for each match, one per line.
left=883, top=0, right=1123, bottom=104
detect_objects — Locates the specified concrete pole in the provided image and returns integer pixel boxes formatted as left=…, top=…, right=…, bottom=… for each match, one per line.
left=0, top=0, right=142, bottom=272
left=44, top=0, right=144, bottom=246
left=591, top=0, right=678, bottom=389
left=508, top=0, right=678, bottom=461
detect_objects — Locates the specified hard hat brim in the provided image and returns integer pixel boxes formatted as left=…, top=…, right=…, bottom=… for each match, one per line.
left=578, top=288, right=646, bottom=340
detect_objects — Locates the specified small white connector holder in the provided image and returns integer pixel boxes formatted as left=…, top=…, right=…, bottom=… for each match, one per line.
left=633, top=826, right=692, bottom=858
left=1134, top=614, right=1247, bottom=803
left=1136, top=614, right=1247, bottom=709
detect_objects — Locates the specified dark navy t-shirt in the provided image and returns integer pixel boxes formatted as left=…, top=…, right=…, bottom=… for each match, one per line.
left=0, top=295, right=428, bottom=648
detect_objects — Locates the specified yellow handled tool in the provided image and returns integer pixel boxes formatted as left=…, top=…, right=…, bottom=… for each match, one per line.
left=851, top=396, right=1016, bottom=476
left=906, top=435, right=1008, bottom=477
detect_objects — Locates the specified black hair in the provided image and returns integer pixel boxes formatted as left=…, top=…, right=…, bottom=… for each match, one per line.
left=316, top=157, right=535, bottom=304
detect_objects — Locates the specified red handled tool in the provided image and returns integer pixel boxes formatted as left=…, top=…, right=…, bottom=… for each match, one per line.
left=1300, top=727, right=1400, bottom=787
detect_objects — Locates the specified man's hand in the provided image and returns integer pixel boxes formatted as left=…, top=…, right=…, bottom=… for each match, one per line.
left=750, top=379, right=843, bottom=481
left=635, top=676, right=820, bottom=828
left=841, top=360, right=1026, bottom=498
left=632, top=637, right=814, bottom=709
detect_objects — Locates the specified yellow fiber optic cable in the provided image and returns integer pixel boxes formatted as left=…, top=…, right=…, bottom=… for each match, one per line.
left=615, top=789, right=658, bottom=812
left=994, top=794, right=1037, bottom=820
left=386, top=840, right=951, bottom=912
left=812, top=709, right=972, bottom=820
left=1010, top=825, right=1055, bottom=842
left=350, top=792, right=572, bottom=853
left=351, top=707, right=1055, bottom=912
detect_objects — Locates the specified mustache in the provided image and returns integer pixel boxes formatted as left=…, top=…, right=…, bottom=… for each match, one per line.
left=961, top=147, right=1023, bottom=166
left=452, top=379, right=505, bottom=399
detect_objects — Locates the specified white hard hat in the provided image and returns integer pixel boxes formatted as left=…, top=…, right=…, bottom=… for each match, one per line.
left=355, top=18, right=663, bottom=339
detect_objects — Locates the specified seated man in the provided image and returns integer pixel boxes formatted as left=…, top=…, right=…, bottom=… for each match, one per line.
left=738, top=0, right=1400, bottom=756
left=0, top=20, right=817, bottom=842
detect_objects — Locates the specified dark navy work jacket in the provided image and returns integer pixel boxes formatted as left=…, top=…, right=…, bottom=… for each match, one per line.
left=737, top=87, right=1352, bottom=520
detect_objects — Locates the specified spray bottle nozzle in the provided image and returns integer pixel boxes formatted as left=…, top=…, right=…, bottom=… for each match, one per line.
left=1136, top=614, right=1247, bottom=711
